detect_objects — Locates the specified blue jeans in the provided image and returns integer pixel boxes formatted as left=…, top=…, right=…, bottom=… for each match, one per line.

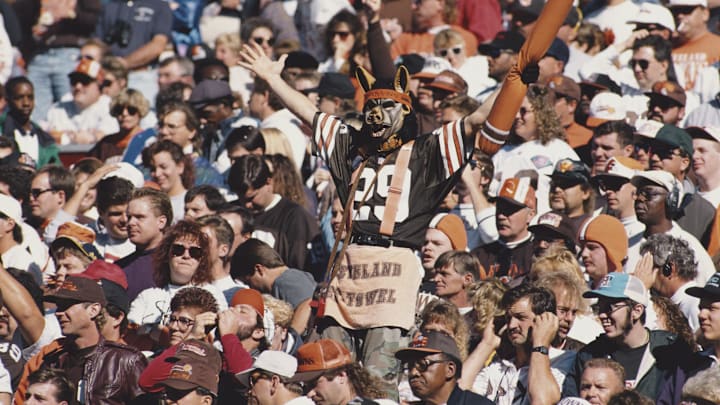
left=27, top=47, right=81, bottom=124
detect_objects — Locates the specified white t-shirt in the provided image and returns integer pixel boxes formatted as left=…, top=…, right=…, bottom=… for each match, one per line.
left=44, top=95, right=119, bottom=145
left=698, top=186, right=720, bottom=209
left=128, top=283, right=228, bottom=330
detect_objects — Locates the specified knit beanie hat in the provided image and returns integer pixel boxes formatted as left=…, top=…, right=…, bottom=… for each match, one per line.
left=578, top=214, right=628, bottom=272
left=429, top=213, right=467, bottom=251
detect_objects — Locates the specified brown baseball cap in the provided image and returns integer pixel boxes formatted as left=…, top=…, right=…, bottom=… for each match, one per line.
left=547, top=74, right=581, bottom=101
left=645, top=80, right=686, bottom=107
left=497, top=177, right=536, bottom=209
left=395, top=330, right=462, bottom=363
left=291, top=339, right=353, bottom=382
left=425, top=70, right=468, bottom=95
left=161, top=340, right=222, bottom=395
left=45, top=276, right=107, bottom=306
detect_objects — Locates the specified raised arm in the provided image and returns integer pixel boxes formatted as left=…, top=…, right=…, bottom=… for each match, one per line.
left=0, top=264, right=45, bottom=344
left=238, top=42, right=319, bottom=126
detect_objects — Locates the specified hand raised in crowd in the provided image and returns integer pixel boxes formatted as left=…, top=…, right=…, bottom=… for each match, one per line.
left=634, top=251, right=657, bottom=290
left=363, top=0, right=382, bottom=24
left=238, top=41, right=287, bottom=83
left=618, top=28, right=650, bottom=52
left=217, top=308, right=241, bottom=337
left=531, top=312, right=559, bottom=348
left=188, top=311, right=218, bottom=340
left=481, top=317, right=503, bottom=350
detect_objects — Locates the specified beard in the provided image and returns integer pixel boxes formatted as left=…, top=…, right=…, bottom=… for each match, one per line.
left=237, top=322, right=259, bottom=340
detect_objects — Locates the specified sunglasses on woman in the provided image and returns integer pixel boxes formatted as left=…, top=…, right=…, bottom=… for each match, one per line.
left=252, top=36, right=275, bottom=47
left=436, top=46, right=463, bottom=58
left=332, top=31, right=351, bottom=40
left=111, top=105, right=139, bottom=117
left=171, top=243, right=203, bottom=260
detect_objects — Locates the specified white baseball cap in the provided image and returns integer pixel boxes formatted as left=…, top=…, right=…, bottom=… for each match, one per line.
left=628, top=3, right=676, bottom=31
left=235, top=351, right=298, bottom=386
left=669, top=0, right=707, bottom=8
left=0, top=194, right=22, bottom=224
left=586, top=92, right=626, bottom=127
left=686, top=126, right=720, bottom=143
left=102, top=162, right=144, bottom=188
left=631, top=170, right=682, bottom=195
left=592, top=156, right=644, bottom=182
left=634, top=119, right=664, bottom=140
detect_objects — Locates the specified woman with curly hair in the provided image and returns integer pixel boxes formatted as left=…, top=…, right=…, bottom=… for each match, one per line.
left=492, top=84, right=580, bottom=215
left=651, top=294, right=698, bottom=351
left=127, top=220, right=227, bottom=337
left=142, top=140, right=196, bottom=222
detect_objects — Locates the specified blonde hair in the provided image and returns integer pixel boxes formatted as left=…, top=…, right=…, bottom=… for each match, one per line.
left=530, top=248, right=584, bottom=281
left=262, top=294, right=294, bottom=328
left=111, top=88, right=150, bottom=118
left=260, top=128, right=296, bottom=166
left=420, top=300, right=469, bottom=360
left=434, top=29, right=465, bottom=50
left=215, top=33, right=242, bottom=54
left=468, top=278, right=507, bottom=335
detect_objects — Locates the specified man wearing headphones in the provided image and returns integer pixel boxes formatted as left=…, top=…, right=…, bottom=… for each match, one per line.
left=646, top=125, right=716, bottom=247
left=635, top=234, right=700, bottom=332
left=626, top=170, right=714, bottom=285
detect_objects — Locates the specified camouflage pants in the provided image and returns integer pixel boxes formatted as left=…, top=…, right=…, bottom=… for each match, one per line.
left=319, top=319, right=409, bottom=401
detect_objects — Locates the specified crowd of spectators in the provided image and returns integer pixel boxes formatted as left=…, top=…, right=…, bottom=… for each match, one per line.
left=2, top=0, right=720, bottom=404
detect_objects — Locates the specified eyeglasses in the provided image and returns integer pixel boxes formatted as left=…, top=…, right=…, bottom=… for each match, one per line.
left=252, top=36, right=275, bottom=47
left=597, top=178, right=628, bottom=192
left=30, top=188, right=56, bottom=199
left=165, top=314, right=195, bottom=329
left=629, top=59, right=650, bottom=71
left=249, top=372, right=272, bottom=388
left=405, top=358, right=451, bottom=372
left=636, top=188, right=668, bottom=201
left=170, top=243, right=203, bottom=260
left=670, top=5, right=698, bottom=16
left=70, top=76, right=94, bottom=86
left=650, top=145, right=682, bottom=160
left=331, top=31, right=351, bottom=40
left=436, top=46, right=463, bottom=58
left=518, top=106, right=531, bottom=117
left=111, top=105, right=139, bottom=117
left=591, top=302, right=630, bottom=316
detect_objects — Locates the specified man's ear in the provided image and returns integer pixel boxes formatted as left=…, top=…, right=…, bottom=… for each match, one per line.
left=445, top=359, right=457, bottom=380
left=463, top=272, right=474, bottom=287
left=157, top=215, right=168, bottom=231
left=87, top=302, right=102, bottom=319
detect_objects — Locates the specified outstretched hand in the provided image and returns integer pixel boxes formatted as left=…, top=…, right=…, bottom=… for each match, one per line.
left=238, top=41, right=287, bottom=83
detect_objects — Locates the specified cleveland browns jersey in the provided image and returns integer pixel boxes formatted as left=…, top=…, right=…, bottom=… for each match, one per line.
left=312, top=112, right=472, bottom=248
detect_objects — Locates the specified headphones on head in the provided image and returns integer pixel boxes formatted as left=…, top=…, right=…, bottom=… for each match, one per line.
left=662, top=260, right=673, bottom=277
left=665, top=179, right=681, bottom=219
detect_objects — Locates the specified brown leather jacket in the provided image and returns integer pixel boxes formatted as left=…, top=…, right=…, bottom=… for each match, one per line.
left=14, top=337, right=148, bottom=405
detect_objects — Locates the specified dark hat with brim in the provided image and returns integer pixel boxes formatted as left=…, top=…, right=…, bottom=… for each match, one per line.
left=687, top=272, right=720, bottom=300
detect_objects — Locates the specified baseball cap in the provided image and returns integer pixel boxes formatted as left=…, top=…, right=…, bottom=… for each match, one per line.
left=631, top=170, right=681, bottom=195
left=591, top=156, right=644, bottom=184
left=162, top=340, right=223, bottom=395
left=396, top=54, right=426, bottom=75
left=497, top=177, right=536, bottom=209
left=581, top=76, right=622, bottom=98
left=687, top=272, right=720, bottom=300
left=545, top=38, right=570, bottom=65
left=236, top=351, right=298, bottom=386
left=563, top=7, right=581, bottom=28
left=634, top=120, right=664, bottom=140
left=230, top=288, right=264, bottom=317
left=0, top=194, right=22, bottom=224
left=45, top=276, right=107, bottom=306
left=653, top=124, right=693, bottom=156
left=292, top=339, right=353, bottom=382
left=586, top=92, right=626, bottom=127
left=428, top=213, right=467, bottom=250
left=284, top=51, right=319, bottom=70
left=550, top=159, right=591, bottom=185
left=547, top=74, right=581, bottom=101
left=426, top=70, right=468, bottom=95
left=578, top=215, right=628, bottom=272
left=69, top=59, right=104, bottom=83
left=668, top=0, right=708, bottom=7
left=478, top=31, right=525, bottom=57
left=395, top=330, right=462, bottom=363
left=77, top=260, right=130, bottom=313
left=645, top=80, right=686, bottom=107
left=528, top=212, right=576, bottom=249
left=686, top=126, right=720, bottom=143
left=583, top=273, right=649, bottom=306
left=309, top=73, right=356, bottom=99
left=511, top=0, right=544, bottom=22
left=628, top=3, right=676, bottom=31
left=51, top=222, right=102, bottom=262
left=411, top=56, right=452, bottom=81
left=188, top=80, right=233, bottom=109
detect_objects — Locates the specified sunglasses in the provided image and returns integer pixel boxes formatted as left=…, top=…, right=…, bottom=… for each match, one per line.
left=30, top=188, right=56, bottom=199
left=249, top=372, right=272, bottom=388
left=629, top=59, right=650, bottom=71
left=550, top=178, right=583, bottom=190
left=170, top=243, right=203, bottom=260
left=518, top=106, right=531, bottom=117
left=404, top=358, right=451, bottom=372
left=648, top=98, right=680, bottom=111
left=436, top=46, right=463, bottom=57
left=332, top=31, right=351, bottom=40
left=70, top=76, right=94, bottom=86
left=597, top=178, right=628, bottom=192
left=651, top=144, right=682, bottom=159
left=590, top=301, right=630, bottom=316
left=670, top=5, right=698, bottom=16
left=111, top=105, right=139, bottom=117
left=252, top=36, right=275, bottom=47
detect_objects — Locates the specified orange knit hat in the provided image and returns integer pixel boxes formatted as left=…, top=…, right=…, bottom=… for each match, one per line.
left=578, top=215, right=628, bottom=272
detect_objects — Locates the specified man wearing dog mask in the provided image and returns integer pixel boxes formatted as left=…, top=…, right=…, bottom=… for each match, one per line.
left=238, top=0, right=575, bottom=398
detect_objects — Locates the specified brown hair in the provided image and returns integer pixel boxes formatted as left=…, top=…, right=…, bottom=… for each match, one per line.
left=170, top=286, right=218, bottom=313
left=651, top=294, right=697, bottom=350
left=584, top=358, right=626, bottom=384
left=154, top=220, right=211, bottom=287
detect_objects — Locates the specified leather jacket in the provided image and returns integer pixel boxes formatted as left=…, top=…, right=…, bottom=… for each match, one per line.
left=16, top=337, right=147, bottom=405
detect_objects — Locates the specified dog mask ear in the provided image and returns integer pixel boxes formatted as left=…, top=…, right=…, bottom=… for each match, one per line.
left=355, top=66, right=376, bottom=93
left=394, top=66, right=410, bottom=95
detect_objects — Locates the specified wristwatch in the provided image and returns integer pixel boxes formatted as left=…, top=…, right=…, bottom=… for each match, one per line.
left=532, top=346, right=549, bottom=355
